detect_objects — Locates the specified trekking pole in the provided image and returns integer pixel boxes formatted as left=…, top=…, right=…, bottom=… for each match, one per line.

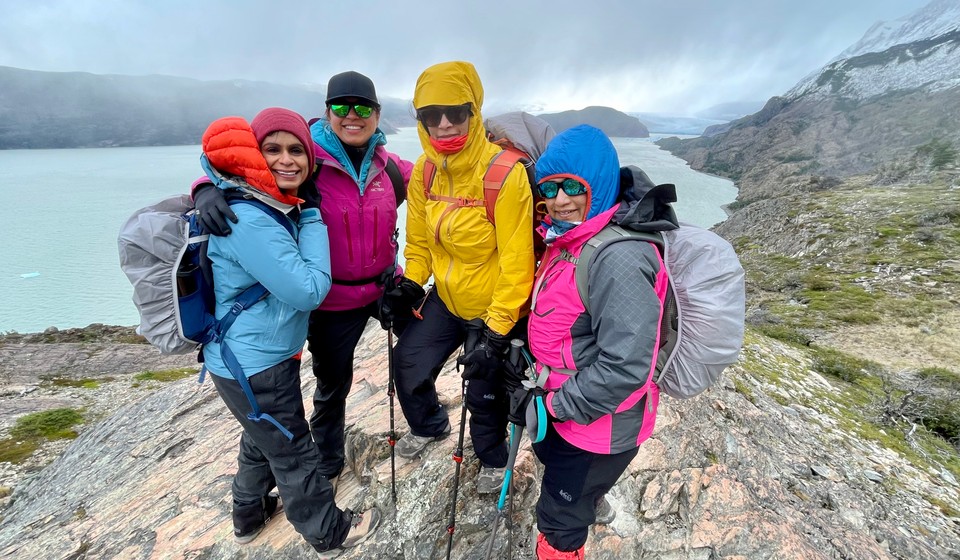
left=386, top=326, right=397, bottom=504
left=445, top=321, right=482, bottom=560
left=483, top=339, right=525, bottom=560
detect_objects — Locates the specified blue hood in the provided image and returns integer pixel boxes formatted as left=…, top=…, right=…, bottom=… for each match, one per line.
left=534, top=125, right=620, bottom=221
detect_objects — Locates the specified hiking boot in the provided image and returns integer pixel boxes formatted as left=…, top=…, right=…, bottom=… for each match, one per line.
left=476, top=466, right=505, bottom=495
left=594, top=495, right=615, bottom=525
left=395, top=426, right=451, bottom=459
left=315, top=508, right=382, bottom=559
left=535, top=532, right=585, bottom=559
left=234, top=492, right=283, bottom=545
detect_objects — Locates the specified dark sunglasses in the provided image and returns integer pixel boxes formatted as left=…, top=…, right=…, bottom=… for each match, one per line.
left=416, top=103, right=472, bottom=127
left=329, top=104, right=375, bottom=118
left=538, top=178, right=589, bottom=199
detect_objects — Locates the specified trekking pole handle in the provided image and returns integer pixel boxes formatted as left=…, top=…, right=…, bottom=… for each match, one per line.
left=509, top=338, right=523, bottom=365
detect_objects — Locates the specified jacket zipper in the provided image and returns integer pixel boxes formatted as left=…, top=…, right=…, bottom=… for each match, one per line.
left=342, top=211, right=353, bottom=262
left=372, top=205, right=378, bottom=261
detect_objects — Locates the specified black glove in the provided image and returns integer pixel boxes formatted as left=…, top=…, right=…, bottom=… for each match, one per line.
left=297, top=182, right=322, bottom=211
left=457, top=326, right=509, bottom=381
left=502, top=350, right=529, bottom=393
left=378, top=276, right=426, bottom=329
left=193, top=183, right=237, bottom=236
left=508, top=385, right=549, bottom=426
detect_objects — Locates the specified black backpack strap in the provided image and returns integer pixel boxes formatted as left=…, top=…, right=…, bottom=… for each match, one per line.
left=385, top=157, right=405, bottom=207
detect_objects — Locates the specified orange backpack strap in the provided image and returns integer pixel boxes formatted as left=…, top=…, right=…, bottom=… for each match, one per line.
left=482, top=148, right=528, bottom=225
left=421, top=158, right=485, bottom=244
left=422, top=159, right=437, bottom=198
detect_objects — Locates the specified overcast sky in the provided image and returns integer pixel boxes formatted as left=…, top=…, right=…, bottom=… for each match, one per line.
left=0, top=0, right=935, bottom=115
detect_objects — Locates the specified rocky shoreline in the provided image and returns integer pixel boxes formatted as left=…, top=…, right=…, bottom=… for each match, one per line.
left=0, top=324, right=200, bottom=508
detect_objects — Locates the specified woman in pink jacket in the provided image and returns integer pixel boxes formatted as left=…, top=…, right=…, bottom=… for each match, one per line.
left=511, top=125, right=669, bottom=559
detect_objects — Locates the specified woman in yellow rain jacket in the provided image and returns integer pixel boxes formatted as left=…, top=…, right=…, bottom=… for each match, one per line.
left=380, top=60, right=534, bottom=494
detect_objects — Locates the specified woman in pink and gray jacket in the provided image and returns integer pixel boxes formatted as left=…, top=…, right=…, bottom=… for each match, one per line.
left=510, top=125, right=670, bottom=559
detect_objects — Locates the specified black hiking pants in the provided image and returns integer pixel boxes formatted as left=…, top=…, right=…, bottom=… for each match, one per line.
left=533, top=422, right=639, bottom=551
left=394, top=289, right=526, bottom=468
left=210, top=358, right=353, bottom=553
left=305, top=301, right=378, bottom=478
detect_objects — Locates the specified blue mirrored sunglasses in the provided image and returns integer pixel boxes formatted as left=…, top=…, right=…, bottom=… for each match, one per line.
left=537, top=178, right=588, bottom=199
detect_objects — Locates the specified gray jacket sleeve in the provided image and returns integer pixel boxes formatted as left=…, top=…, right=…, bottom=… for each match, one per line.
left=549, top=240, right=662, bottom=425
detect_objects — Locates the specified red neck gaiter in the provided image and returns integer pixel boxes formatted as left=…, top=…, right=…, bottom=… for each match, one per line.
left=430, top=134, right=468, bottom=154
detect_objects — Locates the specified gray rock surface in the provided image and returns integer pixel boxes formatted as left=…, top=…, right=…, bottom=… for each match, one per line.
left=1, top=323, right=958, bottom=559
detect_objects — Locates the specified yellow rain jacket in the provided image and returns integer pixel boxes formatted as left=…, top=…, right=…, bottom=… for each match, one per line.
left=404, top=61, right=534, bottom=335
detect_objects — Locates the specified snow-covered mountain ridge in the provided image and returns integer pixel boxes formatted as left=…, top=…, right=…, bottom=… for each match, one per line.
left=787, top=0, right=960, bottom=100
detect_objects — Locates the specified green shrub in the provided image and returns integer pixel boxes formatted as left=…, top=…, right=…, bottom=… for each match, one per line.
left=756, top=325, right=811, bottom=346
left=811, top=348, right=881, bottom=383
left=10, top=408, right=84, bottom=440
left=46, top=377, right=102, bottom=389
left=0, top=439, right=39, bottom=464
left=133, top=367, right=196, bottom=384
left=802, top=272, right=836, bottom=292
left=917, top=367, right=960, bottom=386
left=915, top=396, right=960, bottom=444
left=916, top=138, right=958, bottom=171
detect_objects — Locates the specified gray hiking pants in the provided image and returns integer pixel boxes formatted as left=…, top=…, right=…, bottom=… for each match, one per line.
left=210, top=358, right=352, bottom=552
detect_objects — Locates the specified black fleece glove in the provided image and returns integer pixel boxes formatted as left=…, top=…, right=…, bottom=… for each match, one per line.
left=193, top=183, right=237, bottom=236
left=508, top=385, right=550, bottom=426
left=457, top=326, right=509, bottom=381
left=502, top=351, right=530, bottom=393
left=297, top=182, right=322, bottom=211
left=378, top=276, right=426, bottom=329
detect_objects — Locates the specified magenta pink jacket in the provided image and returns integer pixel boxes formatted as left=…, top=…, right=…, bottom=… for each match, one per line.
left=312, top=143, right=412, bottom=311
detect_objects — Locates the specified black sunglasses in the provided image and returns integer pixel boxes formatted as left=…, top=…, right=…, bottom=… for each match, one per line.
left=537, top=178, right=589, bottom=199
left=416, top=103, right=472, bottom=127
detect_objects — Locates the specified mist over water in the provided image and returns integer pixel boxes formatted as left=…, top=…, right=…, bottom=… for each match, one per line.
left=0, top=128, right=735, bottom=333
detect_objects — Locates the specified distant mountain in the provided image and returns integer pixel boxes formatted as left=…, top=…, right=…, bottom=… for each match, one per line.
left=0, top=67, right=409, bottom=149
left=658, top=0, right=960, bottom=202
left=537, top=106, right=649, bottom=138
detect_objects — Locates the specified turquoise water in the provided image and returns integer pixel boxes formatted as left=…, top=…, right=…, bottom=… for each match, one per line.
left=0, top=128, right=735, bottom=333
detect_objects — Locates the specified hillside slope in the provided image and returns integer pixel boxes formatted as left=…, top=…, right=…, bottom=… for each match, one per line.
left=0, top=309, right=957, bottom=558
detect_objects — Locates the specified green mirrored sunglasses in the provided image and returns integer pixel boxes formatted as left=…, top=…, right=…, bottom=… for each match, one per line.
left=537, top=178, right=589, bottom=199
left=329, top=104, right=375, bottom=118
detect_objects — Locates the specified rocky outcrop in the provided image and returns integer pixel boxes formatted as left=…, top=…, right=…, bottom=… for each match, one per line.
left=1, top=321, right=957, bottom=559
left=658, top=85, right=960, bottom=204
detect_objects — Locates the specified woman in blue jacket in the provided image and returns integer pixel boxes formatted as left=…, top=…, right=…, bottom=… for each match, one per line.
left=194, top=71, right=413, bottom=487
left=199, top=107, right=379, bottom=557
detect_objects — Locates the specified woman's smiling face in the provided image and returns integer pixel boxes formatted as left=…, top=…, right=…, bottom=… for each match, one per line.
left=260, top=131, right=309, bottom=192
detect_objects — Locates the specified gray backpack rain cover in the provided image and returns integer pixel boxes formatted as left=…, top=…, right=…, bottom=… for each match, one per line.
left=117, top=194, right=200, bottom=355
left=576, top=169, right=746, bottom=399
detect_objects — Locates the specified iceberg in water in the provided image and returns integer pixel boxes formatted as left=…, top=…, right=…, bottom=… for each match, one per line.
left=20, top=272, right=40, bottom=278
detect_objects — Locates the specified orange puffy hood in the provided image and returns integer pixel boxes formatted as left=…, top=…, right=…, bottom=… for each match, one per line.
left=201, top=116, right=303, bottom=206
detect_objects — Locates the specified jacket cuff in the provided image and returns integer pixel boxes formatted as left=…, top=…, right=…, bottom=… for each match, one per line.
left=190, top=176, right=213, bottom=199
left=299, top=207, right=321, bottom=224
left=546, top=392, right=563, bottom=422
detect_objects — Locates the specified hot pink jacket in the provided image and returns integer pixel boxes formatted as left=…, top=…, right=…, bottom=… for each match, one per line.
left=312, top=144, right=412, bottom=311
left=529, top=205, right=667, bottom=454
